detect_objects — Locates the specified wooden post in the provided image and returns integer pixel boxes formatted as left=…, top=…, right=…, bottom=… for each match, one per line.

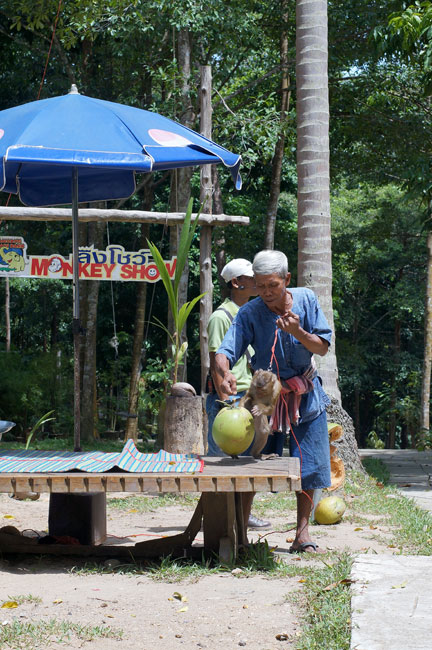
left=200, top=65, right=213, bottom=397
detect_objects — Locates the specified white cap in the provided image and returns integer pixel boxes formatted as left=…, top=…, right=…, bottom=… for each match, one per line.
left=221, top=258, right=254, bottom=282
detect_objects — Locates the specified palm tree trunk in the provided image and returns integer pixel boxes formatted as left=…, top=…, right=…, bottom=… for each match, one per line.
left=296, top=0, right=341, bottom=402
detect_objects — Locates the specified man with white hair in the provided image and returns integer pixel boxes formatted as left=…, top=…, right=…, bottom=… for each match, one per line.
left=206, top=257, right=270, bottom=530
left=215, top=250, right=332, bottom=553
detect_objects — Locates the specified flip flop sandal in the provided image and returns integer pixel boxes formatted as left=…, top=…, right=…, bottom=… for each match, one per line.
left=289, top=542, right=324, bottom=554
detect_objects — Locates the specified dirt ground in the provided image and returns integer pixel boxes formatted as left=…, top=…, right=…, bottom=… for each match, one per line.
left=0, top=491, right=393, bottom=650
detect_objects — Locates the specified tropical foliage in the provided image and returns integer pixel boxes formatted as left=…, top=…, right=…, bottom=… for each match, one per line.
left=0, top=0, right=429, bottom=448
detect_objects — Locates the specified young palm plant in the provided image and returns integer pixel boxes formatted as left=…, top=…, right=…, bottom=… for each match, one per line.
left=147, top=198, right=205, bottom=386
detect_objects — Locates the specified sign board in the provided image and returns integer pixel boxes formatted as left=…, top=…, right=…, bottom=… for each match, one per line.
left=0, top=236, right=176, bottom=282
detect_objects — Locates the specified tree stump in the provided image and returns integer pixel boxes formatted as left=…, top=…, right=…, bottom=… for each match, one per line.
left=164, top=395, right=205, bottom=454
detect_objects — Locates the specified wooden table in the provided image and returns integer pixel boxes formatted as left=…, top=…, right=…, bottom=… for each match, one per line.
left=0, top=456, right=300, bottom=561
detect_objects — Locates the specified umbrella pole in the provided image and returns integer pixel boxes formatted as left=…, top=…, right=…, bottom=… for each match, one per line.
left=72, top=168, right=81, bottom=451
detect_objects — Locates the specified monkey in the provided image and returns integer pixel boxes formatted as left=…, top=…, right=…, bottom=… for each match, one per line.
left=239, top=369, right=282, bottom=458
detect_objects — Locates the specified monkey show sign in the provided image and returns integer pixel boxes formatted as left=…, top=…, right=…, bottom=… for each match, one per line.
left=0, top=236, right=176, bottom=282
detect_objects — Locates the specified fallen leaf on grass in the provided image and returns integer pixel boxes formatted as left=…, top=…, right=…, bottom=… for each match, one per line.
left=298, top=579, right=306, bottom=583
left=1, top=602, right=18, bottom=609
left=323, top=579, right=354, bottom=591
left=376, top=482, right=384, bottom=488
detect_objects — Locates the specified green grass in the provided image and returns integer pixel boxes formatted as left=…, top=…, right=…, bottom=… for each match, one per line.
left=0, top=619, right=123, bottom=648
left=108, top=493, right=199, bottom=512
left=4, top=594, right=42, bottom=605
left=1, top=437, right=153, bottom=453
left=290, top=553, right=353, bottom=650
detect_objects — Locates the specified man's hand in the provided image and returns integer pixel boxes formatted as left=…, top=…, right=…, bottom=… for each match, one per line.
left=214, top=352, right=238, bottom=397
left=220, top=370, right=237, bottom=397
left=276, top=311, right=329, bottom=356
left=276, top=309, right=301, bottom=336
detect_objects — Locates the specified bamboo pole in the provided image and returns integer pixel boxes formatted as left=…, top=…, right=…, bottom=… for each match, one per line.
left=0, top=206, right=248, bottom=226
left=199, top=65, right=213, bottom=397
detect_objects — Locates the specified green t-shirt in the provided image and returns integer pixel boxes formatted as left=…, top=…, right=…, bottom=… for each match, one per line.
left=207, top=298, right=254, bottom=392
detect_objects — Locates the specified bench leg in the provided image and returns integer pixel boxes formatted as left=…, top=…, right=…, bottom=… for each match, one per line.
left=202, top=492, right=247, bottom=561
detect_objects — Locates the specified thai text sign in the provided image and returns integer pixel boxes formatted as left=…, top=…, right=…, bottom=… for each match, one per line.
left=0, top=237, right=176, bottom=282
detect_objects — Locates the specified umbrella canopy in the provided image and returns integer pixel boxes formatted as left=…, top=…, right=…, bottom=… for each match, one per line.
left=0, top=86, right=242, bottom=450
left=0, top=84, right=241, bottom=207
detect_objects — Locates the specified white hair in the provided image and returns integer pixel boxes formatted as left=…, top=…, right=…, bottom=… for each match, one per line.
left=252, top=250, right=288, bottom=278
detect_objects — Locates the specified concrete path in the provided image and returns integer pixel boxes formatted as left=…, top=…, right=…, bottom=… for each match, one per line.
left=350, top=449, right=432, bottom=650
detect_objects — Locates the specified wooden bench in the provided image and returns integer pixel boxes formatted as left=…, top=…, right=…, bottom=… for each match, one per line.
left=0, top=456, right=300, bottom=561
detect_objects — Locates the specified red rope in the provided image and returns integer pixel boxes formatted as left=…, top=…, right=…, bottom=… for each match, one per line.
left=269, top=327, right=313, bottom=506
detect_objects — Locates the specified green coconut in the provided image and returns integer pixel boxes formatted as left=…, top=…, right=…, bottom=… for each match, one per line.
left=314, top=495, right=346, bottom=525
left=213, top=406, right=255, bottom=456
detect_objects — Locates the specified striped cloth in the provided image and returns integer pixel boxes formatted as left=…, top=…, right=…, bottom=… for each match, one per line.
left=0, top=440, right=204, bottom=474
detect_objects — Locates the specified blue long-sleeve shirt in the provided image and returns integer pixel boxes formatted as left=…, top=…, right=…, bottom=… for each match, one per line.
left=217, top=287, right=332, bottom=424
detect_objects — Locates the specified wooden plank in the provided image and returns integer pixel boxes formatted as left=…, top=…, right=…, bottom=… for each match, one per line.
left=47, top=477, right=69, bottom=493
left=0, top=206, right=249, bottom=226
left=140, top=477, right=162, bottom=492
left=14, top=478, right=33, bottom=493
left=87, top=477, right=106, bottom=492
left=251, top=476, right=272, bottom=491
left=202, top=492, right=237, bottom=555
left=0, top=456, right=301, bottom=495
left=215, top=477, right=235, bottom=492
left=178, top=477, right=199, bottom=492
left=0, top=478, right=12, bottom=492
left=197, top=477, right=216, bottom=492
left=106, top=477, right=125, bottom=492
left=68, top=477, right=88, bottom=492
left=157, top=477, right=179, bottom=493
left=233, top=477, right=254, bottom=492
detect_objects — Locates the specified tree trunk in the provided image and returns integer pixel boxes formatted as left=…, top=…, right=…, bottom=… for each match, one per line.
left=167, top=27, right=194, bottom=383
left=296, top=0, right=341, bottom=403
left=125, top=223, right=150, bottom=442
left=164, top=396, right=204, bottom=454
left=264, top=6, right=290, bottom=250
left=212, top=166, right=229, bottom=299
left=200, top=64, right=214, bottom=396
left=420, top=229, right=432, bottom=443
left=5, top=278, right=10, bottom=352
left=388, top=319, right=401, bottom=449
left=80, top=219, right=105, bottom=441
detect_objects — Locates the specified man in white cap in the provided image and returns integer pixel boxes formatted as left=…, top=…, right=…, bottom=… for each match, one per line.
left=206, top=258, right=270, bottom=529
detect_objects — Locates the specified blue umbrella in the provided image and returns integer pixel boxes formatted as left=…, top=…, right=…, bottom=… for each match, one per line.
left=0, top=85, right=242, bottom=448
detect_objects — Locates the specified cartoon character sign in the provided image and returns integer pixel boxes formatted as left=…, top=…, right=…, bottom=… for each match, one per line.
left=48, top=257, right=63, bottom=273
left=0, top=237, right=27, bottom=273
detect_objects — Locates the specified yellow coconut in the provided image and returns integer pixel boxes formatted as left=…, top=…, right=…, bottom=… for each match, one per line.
left=213, top=406, right=255, bottom=456
left=314, top=495, right=346, bottom=525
